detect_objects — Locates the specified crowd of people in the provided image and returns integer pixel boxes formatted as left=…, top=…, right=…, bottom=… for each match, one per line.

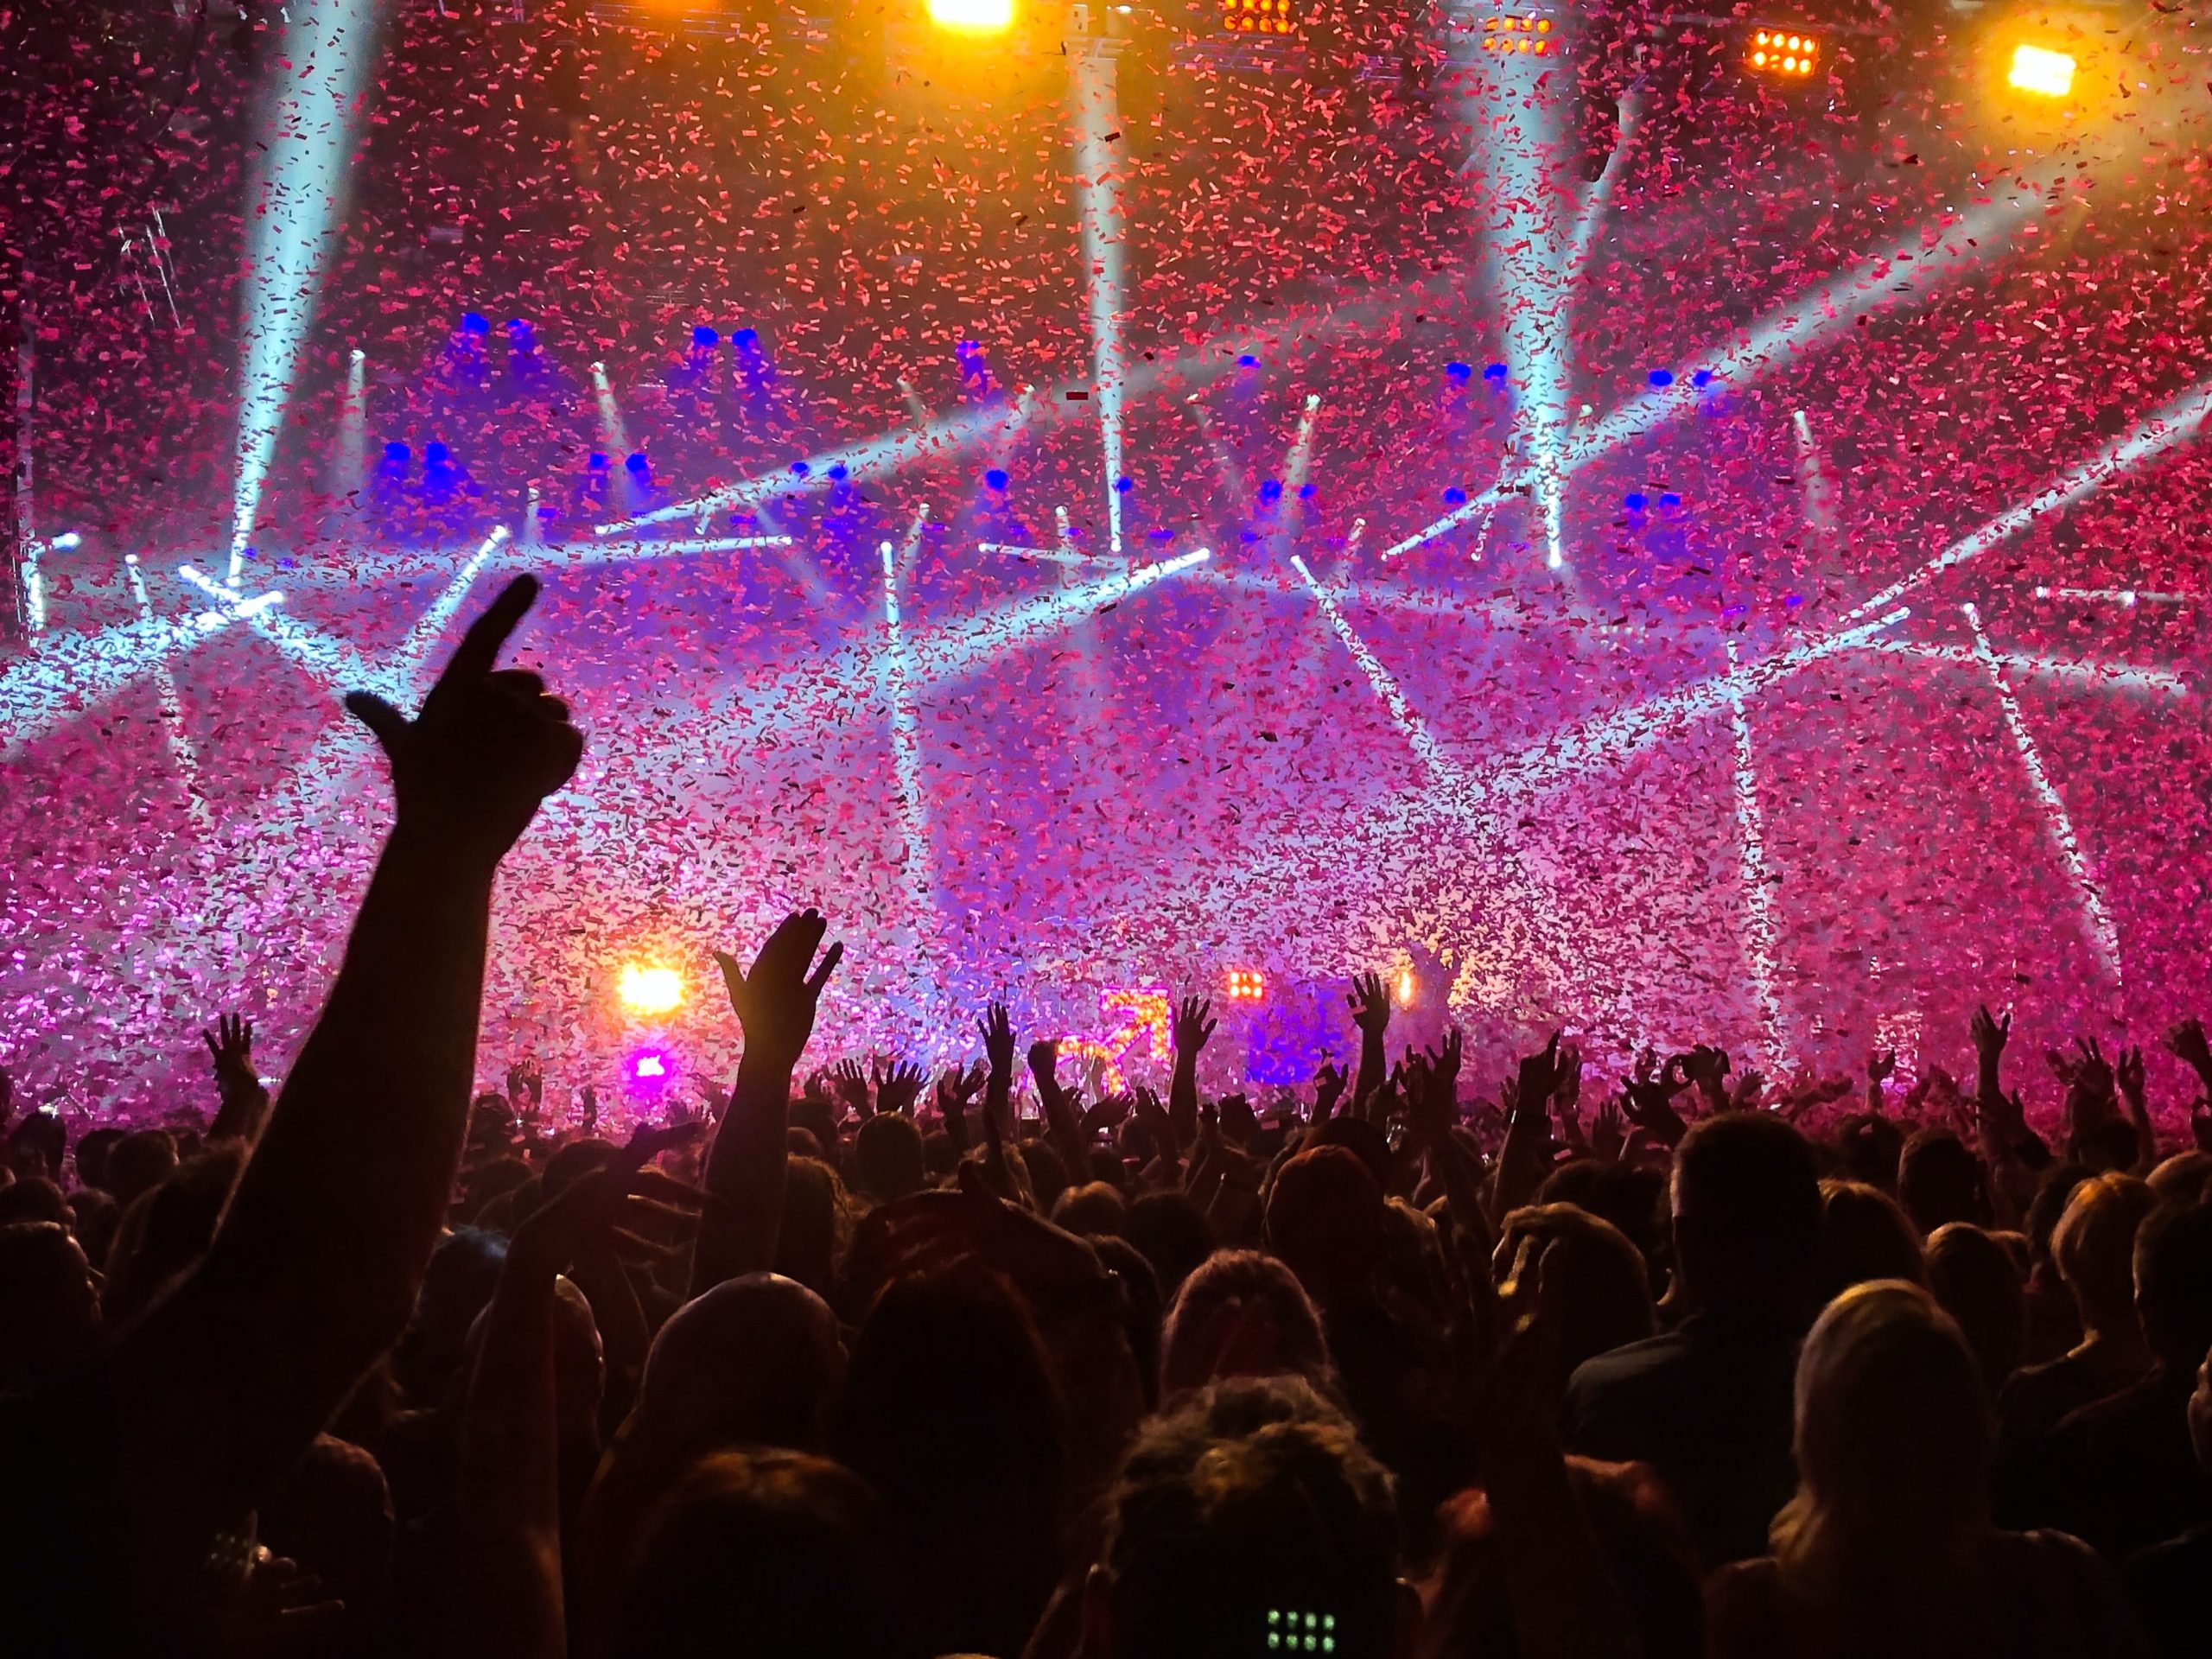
left=3, top=573, right=2212, bottom=1659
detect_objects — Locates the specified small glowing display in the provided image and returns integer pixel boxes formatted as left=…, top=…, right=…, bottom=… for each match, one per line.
left=617, top=962, right=685, bottom=1016
left=1225, top=968, right=1267, bottom=1000
left=1266, top=1609, right=1339, bottom=1653
left=2006, top=42, right=2076, bottom=97
left=927, top=0, right=1014, bottom=30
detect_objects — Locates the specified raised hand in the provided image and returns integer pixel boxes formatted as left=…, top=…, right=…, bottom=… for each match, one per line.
left=1971, top=1004, right=2011, bottom=1060
left=1589, top=1095, right=1627, bottom=1162
left=712, top=909, right=844, bottom=1077
left=873, top=1058, right=926, bottom=1117
left=2164, top=1018, right=2212, bottom=1081
left=936, top=1060, right=987, bottom=1114
left=1867, top=1050, right=1897, bottom=1088
left=1027, top=1038, right=1061, bottom=1093
left=202, top=1013, right=257, bottom=1098
left=1313, top=1057, right=1347, bottom=1120
left=345, top=574, right=582, bottom=870
left=831, top=1058, right=872, bottom=1117
left=1347, top=972, right=1391, bottom=1038
left=1173, top=995, right=1218, bottom=1055
left=979, top=1002, right=1017, bottom=1079
left=511, top=1122, right=705, bottom=1275
left=2115, top=1044, right=2147, bottom=1109
left=2070, top=1036, right=2117, bottom=1108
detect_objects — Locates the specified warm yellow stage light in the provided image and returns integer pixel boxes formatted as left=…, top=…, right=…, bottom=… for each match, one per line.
left=927, top=0, right=1014, bottom=30
left=617, top=963, right=685, bottom=1016
left=2006, top=41, right=2076, bottom=97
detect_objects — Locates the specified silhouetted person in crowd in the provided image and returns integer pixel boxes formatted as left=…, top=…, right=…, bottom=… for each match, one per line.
left=1563, top=1112, right=1822, bottom=1567
left=1708, top=1280, right=2145, bottom=1659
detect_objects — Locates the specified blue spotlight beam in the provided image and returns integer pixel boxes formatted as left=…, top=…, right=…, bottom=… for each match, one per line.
left=232, top=0, right=383, bottom=579
left=1961, top=602, right=2122, bottom=982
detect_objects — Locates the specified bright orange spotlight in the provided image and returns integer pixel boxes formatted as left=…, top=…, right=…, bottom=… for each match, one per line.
left=926, top=0, right=1014, bottom=30
left=617, top=963, right=684, bottom=1017
left=2006, top=41, right=2076, bottom=97
left=1225, top=968, right=1267, bottom=1001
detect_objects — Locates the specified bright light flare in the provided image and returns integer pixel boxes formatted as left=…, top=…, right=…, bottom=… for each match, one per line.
left=2007, top=42, right=2076, bottom=98
left=617, top=963, right=685, bottom=1016
left=927, top=0, right=1014, bottom=31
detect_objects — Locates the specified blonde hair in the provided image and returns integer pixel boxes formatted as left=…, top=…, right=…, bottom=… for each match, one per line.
left=1770, top=1281, right=1990, bottom=1600
left=2050, top=1172, right=2155, bottom=1333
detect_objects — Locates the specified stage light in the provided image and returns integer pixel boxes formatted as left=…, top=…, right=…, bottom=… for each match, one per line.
left=628, top=1048, right=676, bottom=1090
left=1746, top=26, right=1819, bottom=76
left=50, top=531, right=81, bottom=550
left=927, top=0, right=1014, bottom=31
left=2006, top=42, right=2075, bottom=97
left=1446, top=361, right=1471, bottom=382
left=692, top=324, right=719, bottom=346
left=1648, top=369, right=1673, bottom=388
left=1225, top=968, right=1266, bottom=1000
left=985, top=467, right=1010, bottom=490
left=1396, top=970, right=1414, bottom=1006
left=617, top=963, right=684, bottom=1016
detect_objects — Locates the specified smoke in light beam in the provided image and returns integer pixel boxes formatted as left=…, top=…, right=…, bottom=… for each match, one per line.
left=1384, top=194, right=2037, bottom=561
left=1290, top=553, right=1458, bottom=785
left=1071, top=46, right=1130, bottom=556
left=1853, top=638, right=2190, bottom=697
left=1725, top=639, right=1790, bottom=1069
left=232, top=0, right=383, bottom=582
left=1961, top=602, right=2121, bottom=982
left=126, top=557, right=213, bottom=827
left=0, top=613, right=232, bottom=759
left=543, top=534, right=794, bottom=570
left=880, top=508, right=935, bottom=931
left=1841, top=372, right=2212, bottom=627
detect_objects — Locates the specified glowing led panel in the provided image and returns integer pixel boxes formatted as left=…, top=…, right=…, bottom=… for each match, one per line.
left=927, top=0, right=1013, bottom=29
left=1225, top=968, right=1267, bottom=1001
left=617, top=963, right=685, bottom=1016
left=2006, top=42, right=2075, bottom=97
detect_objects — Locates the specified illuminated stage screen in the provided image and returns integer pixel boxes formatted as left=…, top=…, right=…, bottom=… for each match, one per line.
left=5, top=0, right=2210, bottom=1124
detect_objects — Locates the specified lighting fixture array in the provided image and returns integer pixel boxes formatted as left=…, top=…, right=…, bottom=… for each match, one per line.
left=1747, top=27, right=1820, bottom=75
left=1223, top=0, right=1292, bottom=34
left=1479, top=13, right=1554, bottom=54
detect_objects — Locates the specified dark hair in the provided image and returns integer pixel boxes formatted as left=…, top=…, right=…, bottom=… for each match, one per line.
left=1815, top=1179, right=1926, bottom=1306
left=607, top=1449, right=918, bottom=1659
left=1053, top=1180, right=1128, bottom=1238
left=832, top=1265, right=1065, bottom=1657
left=1671, top=1114, right=1821, bottom=1311
left=1897, top=1128, right=1988, bottom=1235
left=1923, top=1223, right=2024, bottom=1397
left=105, top=1129, right=179, bottom=1212
left=776, top=1156, right=851, bottom=1295
left=2024, top=1162, right=2092, bottom=1260
left=1124, top=1191, right=1215, bottom=1300
left=1161, top=1249, right=1332, bottom=1402
left=1535, top=1160, right=1668, bottom=1271
left=1834, top=1113, right=1905, bottom=1192
left=1100, top=1376, right=1401, bottom=1659
left=2134, top=1198, right=2212, bottom=1364
left=102, top=1142, right=248, bottom=1324
left=0, top=1177, right=69, bottom=1230
left=853, top=1114, right=925, bottom=1205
